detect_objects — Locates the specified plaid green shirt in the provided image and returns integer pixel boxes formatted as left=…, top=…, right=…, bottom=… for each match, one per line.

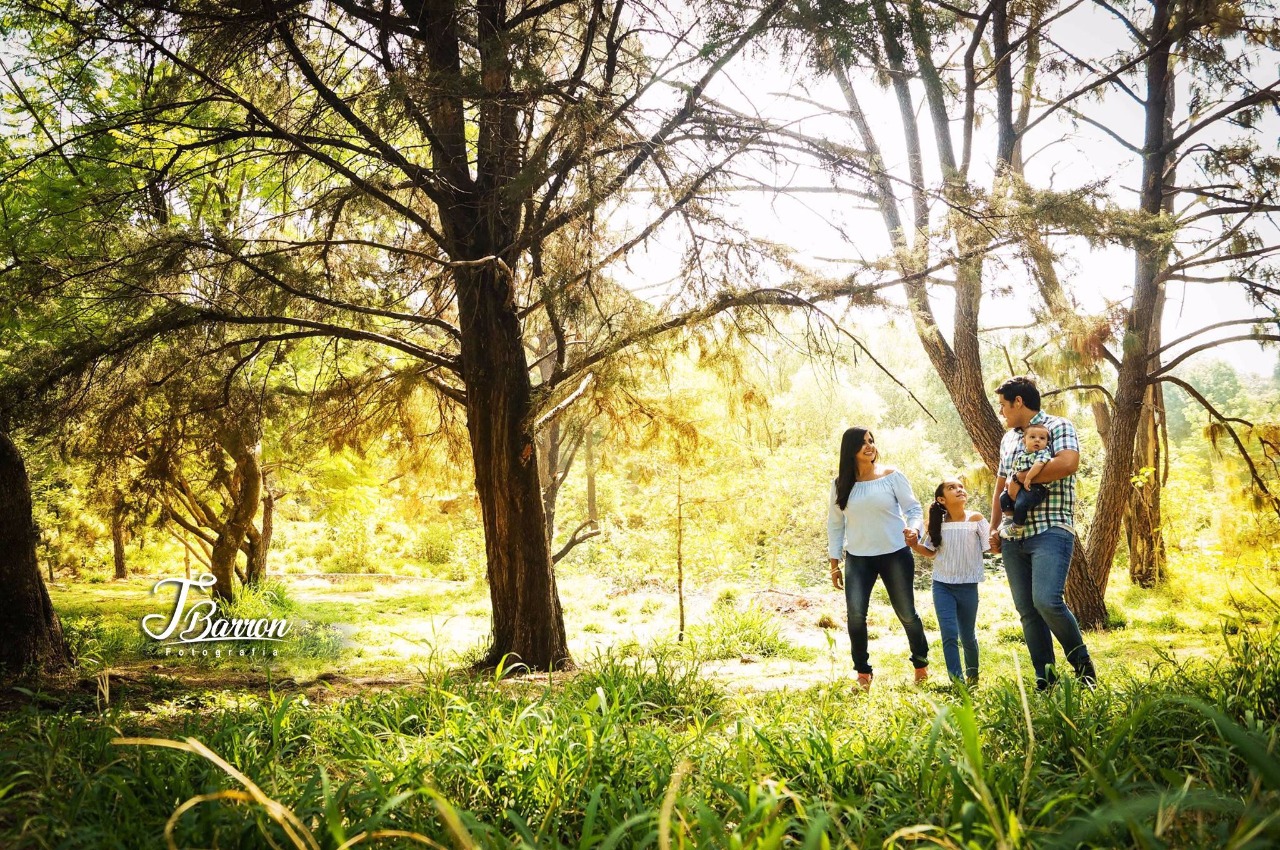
left=997, top=410, right=1079, bottom=539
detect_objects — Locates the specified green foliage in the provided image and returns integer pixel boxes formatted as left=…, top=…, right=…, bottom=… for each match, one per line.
left=5, top=614, right=1280, bottom=848
left=219, top=580, right=297, bottom=620
left=412, top=523, right=456, bottom=565
left=60, top=615, right=152, bottom=668
left=685, top=602, right=816, bottom=662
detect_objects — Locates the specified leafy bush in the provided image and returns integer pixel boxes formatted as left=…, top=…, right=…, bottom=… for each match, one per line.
left=412, top=523, right=456, bottom=565
left=684, top=602, right=815, bottom=661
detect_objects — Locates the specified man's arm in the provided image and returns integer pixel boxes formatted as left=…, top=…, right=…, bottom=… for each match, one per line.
left=990, top=477, right=1005, bottom=552
left=1013, top=449, right=1079, bottom=486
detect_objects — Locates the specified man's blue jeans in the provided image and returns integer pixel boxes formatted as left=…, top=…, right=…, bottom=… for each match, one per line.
left=932, top=580, right=979, bottom=681
left=1000, top=526, right=1092, bottom=683
left=844, top=547, right=929, bottom=675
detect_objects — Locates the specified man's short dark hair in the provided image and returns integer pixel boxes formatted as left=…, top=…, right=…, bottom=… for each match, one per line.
left=996, top=376, right=1041, bottom=410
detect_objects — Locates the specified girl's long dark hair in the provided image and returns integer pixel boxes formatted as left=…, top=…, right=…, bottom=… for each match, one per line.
left=835, top=427, right=872, bottom=510
left=927, top=481, right=947, bottom=551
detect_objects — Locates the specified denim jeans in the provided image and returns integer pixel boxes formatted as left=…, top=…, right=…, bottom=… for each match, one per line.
left=932, top=580, right=979, bottom=681
left=844, top=547, right=929, bottom=674
left=1000, top=484, right=1049, bottom=526
left=1001, top=526, right=1092, bottom=682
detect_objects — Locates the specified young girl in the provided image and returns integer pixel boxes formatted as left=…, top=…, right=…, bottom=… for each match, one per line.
left=907, top=479, right=989, bottom=685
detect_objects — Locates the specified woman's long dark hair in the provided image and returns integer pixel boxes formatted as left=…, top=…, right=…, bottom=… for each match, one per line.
left=835, top=427, right=873, bottom=510
left=927, top=481, right=947, bottom=551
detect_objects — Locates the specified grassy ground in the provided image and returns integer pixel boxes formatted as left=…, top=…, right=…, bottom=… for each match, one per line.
left=37, top=548, right=1279, bottom=691
left=2, top=551, right=1278, bottom=848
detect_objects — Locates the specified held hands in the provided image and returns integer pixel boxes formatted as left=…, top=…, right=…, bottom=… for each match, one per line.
left=903, top=527, right=920, bottom=547
left=829, top=558, right=843, bottom=590
left=988, top=527, right=1002, bottom=554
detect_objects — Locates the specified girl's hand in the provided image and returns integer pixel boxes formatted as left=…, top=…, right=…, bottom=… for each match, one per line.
left=903, top=528, right=919, bottom=546
left=829, top=558, right=843, bottom=590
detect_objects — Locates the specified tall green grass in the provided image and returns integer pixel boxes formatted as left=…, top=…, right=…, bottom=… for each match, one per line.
left=2, top=611, right=1278, bottom=849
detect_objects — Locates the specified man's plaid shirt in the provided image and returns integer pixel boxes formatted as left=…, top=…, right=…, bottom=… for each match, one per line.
left=997, top=409, right=1079, bottom=539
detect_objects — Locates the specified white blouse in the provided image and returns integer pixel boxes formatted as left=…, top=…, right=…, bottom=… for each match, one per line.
left=827, top=471, right=924, bottom=558
left=921, top=518, right=991, bottom=584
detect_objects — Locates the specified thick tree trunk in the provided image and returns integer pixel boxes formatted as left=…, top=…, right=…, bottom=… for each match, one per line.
left=1081, top=0, right=1175, bottom=623
left=1064, top=546, right=1108, bottom=627
left=0, top=431, right=72, bottom=674
left=111, top=495, right=128, bottom=580
left=1125, top=59, right=1175, bottom=590
left=208, top=427, right=262, bottom=603
left=244, top=489, right=273, bottom=587
left=460, top=265, right=571, bottom=672
left=1127, top=383, right=1168, bottom=587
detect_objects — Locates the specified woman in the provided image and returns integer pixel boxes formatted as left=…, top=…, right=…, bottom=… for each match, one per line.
left=827, top=426, right=929, bottom=689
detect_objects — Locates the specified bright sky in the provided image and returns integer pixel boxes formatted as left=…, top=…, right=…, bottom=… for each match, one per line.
left=608, top=1, right=1280, bottom=379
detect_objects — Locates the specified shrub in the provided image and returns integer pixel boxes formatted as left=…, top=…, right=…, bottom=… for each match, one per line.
left=685, top=603, right=815, bottom=661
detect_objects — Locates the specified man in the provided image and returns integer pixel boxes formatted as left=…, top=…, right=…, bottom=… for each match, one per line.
left=989, top=376, right=1098, bottom=690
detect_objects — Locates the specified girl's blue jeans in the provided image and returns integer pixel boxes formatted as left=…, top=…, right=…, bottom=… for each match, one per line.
left=932, top=580, right=980, bottom=681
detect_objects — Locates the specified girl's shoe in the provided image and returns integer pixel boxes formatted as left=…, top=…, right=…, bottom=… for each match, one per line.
left=914, top=666, right=929, bottom=684
left=856, top=672, right=873, bottom=691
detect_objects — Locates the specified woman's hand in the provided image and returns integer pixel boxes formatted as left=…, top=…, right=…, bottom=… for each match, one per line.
left=903, top=527, right=919, bottom=546
left=829, top=557, right=843, bottom=590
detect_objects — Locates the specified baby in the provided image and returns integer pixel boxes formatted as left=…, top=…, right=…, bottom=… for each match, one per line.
left=1000, top=423, right=1052, bottom=532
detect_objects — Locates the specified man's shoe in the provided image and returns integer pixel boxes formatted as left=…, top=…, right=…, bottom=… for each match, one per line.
left=914, top=666, right=929, bottom=684
left=1035, top=668, right=1060, bottom=692
left=1074, top=657, right=1098, bottom=689
left=857, top=672, right=873, bottom=692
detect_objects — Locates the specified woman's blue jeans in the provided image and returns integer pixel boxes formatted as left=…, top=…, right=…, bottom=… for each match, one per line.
left=932, top=580, right=979, bottom=681
left=843, top=547, right=929, bottom=675
left=1000, top=526, right=1092, bottom=682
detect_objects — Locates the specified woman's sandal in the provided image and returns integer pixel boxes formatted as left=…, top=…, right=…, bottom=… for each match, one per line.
left=856, top=672, right=873, bottom=692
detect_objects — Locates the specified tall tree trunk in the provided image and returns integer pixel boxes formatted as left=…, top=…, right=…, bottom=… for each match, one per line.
left=461, top=265, right=571, bottom=672
left=585, top=427, right=598, bottom=527
left=0, top=431, right=72, bottom=674
left=835, top=37, right=1005, bottom=474
left=244, top=489, right=273, bottom=587
left=1082, top=0, right=1175, bottom=618
left=1127, top=364, right=1168, bottom=588
left=1125, top=58, right=1176, bottom=589
left=111, top=494, right=128, bottom=580
left=208, top=427, right=262, bottom=603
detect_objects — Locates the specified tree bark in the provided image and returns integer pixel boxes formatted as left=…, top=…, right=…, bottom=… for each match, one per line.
left=461, top=264, right=571, bottom=672
left=111, top=494, right=128, bottom=580
left=535, top=336, right=563, bottom=545
left=1125, top=54, right=1176, bottom=589
left=585, top=427, right=598, bottom=527
left=0, top=431, right=72, bottom=674
left=1126, top=366, right=1168, bottom=588
left=244, top=488, right=273, bottom=587
left=207, top=426, right=262, bottom=603
left=1081, top=0, right=1175, bottom=619
left=835, top=38, right=1005, bottom=474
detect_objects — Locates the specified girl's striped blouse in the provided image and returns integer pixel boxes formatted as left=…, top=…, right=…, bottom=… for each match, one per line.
left=921, top=518, right=990, bottom=584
